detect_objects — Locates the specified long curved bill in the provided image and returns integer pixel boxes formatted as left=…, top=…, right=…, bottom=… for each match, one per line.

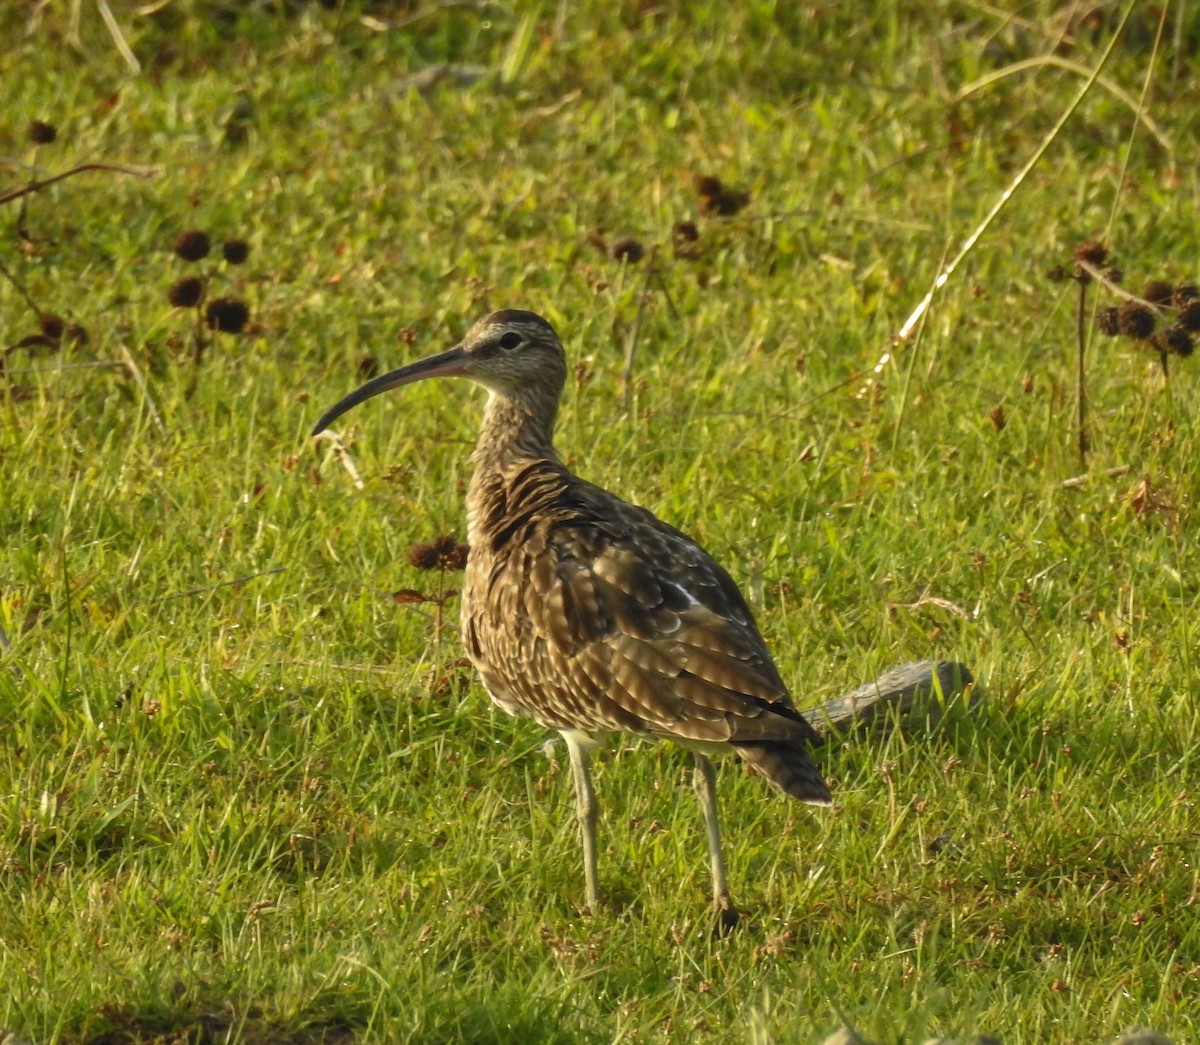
left=310, top=345, right=469, bottom=435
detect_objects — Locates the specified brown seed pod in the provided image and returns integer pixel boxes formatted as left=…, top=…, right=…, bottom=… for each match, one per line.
left=1178, top=300, right=1200, bottom=334
left=702, top=188, right=751, bottom=216
left=167, top=277, right=205, bottom=308
left=1096, top=306, right=1120, bottom=336
left=222, top=239, right=250, bottom=264
left=204, top=297, right=249, bottom=333
left=38, top=313, right=66, bottom=340
left=673, top=220, right=699, bottom=243
left=1143, top=280, right=1173, bottom=306
left=611, top=237, right=645, bottom=263
left=1162, top=325, right=1194, bottom=357
left=443, top=542, right=470, bottom=571
left=1074, top=241, right=1108, bottom=267
left=1117, top=301, right=1155, bottom=340
left=28, top=120, right=57, bottom=144
left=1174, top=282, right=1199, bottom=308
left=407, top=542, right=442, bottom=570
left=174, top=230, right=211, bottom=262
left=695, top=174, right=723, bottom=199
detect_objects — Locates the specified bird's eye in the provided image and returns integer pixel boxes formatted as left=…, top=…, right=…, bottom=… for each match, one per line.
left=498, top=331, right=522, bottom=350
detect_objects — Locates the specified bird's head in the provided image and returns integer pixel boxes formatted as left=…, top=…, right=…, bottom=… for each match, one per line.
left=311, top=309, right=567, bottom=435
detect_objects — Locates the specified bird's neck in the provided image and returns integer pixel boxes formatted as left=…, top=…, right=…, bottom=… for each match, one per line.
left=466, top=391, right=563, bottom=550
left=471, top=389, right=560, bottom=471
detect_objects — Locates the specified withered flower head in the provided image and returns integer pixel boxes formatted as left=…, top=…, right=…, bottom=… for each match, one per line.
left=222, top=238, right=250, bottom=264
left=1179, top=300, right=1200, bottom=334
left=356, top=353, right=379, bottom=380
left=408, top=534, right=470, bottom=571
left=702, top=187, right=751, bottom=216
left=673, top=220, right=700, bottom=243
left=29, top=120, right=57, bottom=144
left=1143, top=280, right=1173, bottom=306
left=1162, top=325, right=1195, bottom=357
left=167, top=276, right=204, bottom=308
left=174, top=230, right=211, bottom=262
left=1047, top=265, right=1068, bottom=283
left=1096, top=306, right=1120, bottom=336
left=38, top=313, right=65, bottom=341
left=695, top=174, right=723, bottom=199
left=1174, top=282, right=1199, bottom=308
left=407, top=542, right=442, bottom=570
left=1074, top=242, right=1109, bottom=267
left=1117, top=301, right=1155, bottom=340
left=611, top=237, right=645, bottom=263
left=205, top=297, right=249, bottom=333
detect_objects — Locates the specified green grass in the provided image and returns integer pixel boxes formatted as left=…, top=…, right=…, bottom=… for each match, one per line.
left=3, top=2, right=1200, bottom=1042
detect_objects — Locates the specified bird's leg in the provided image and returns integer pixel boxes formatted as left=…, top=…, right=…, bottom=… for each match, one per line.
left=563, top=732, right=600, bottom=910
left=692, top=753, right=739, bottom=931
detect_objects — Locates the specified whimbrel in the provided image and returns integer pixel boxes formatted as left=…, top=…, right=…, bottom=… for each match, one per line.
left=312, top=310, right=831, bottom=920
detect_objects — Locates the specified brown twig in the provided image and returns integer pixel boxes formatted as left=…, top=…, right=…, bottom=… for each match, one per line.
left=1076, top=279, right=1088, bottom=463
left=0, top=163, right=153, bottom=207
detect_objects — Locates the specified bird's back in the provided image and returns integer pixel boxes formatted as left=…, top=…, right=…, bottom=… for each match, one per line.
left=463, top=457, right=830, bottom=805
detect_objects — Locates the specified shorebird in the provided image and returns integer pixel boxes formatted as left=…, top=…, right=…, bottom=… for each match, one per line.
left=312, top=309, right=831, bottom=921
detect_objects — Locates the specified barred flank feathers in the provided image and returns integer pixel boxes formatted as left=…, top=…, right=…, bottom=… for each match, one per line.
left=733, top=741, right=832, bottom=805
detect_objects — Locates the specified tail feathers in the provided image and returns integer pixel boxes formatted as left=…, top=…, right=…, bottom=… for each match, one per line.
left=733, top=741, right=832, bottom=805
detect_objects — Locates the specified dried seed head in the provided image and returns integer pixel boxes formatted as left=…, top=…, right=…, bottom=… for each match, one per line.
left=695, top=174, right=723, bottom=199
left=38, top=313, right=65, bottom=340
left=222, top=238, right=250, bottom=264
left=356, top=353, right=379, bottom=380
left=1174, top=282, right=1199, bottom=308
left=611, top=237, right=645, bottom=263
left=1047, top=265, right=1068, bottom=283
left=1096, top=306, right=1120, bottom=336
left=1117, top=301, right=1156, bottom=340
left=204, top=297, right=250, bottom=333
left=407, top=542, right=442, bottom=570
left=1074, top=241, right=1109, bottom=267
left=702, top=187, right=751, bottom=216
left=29, top=120, right=57, bottom=144
left=1162, top=325, right=1195, bottom=357
left=174, top=230, right=211, bottom=262
left=1179, top=300, right=1200, bottom=333
left=65, top=324, right=88, bottom=346
left=444, top=542, right=470, bottom=571
left=673, top=220, right=699, bottom=243
left=1104, top=266, right=1124, bottom=285
left=1143, top=279, right=1173, bottom=306
left=409, top=534, right=469, bottom=571
left=167, top=276, right=205, bottom=308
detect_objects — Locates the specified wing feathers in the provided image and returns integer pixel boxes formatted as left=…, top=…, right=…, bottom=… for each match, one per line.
left=467, top=465, right=822, bottom=756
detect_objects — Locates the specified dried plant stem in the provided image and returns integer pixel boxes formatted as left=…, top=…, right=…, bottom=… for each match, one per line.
left=1076, top=280, right=1088, bottom=464
left=621, top=252, right=657, bottom=414
left=858, top=1, right=1137, bottom=400
left=0, top=163, right=152, bottom=207
left=1074, top=259, right=1170, bottom=318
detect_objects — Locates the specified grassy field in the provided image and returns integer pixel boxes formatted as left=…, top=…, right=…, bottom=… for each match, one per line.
left=3, top=2, right=1200, bottom=1042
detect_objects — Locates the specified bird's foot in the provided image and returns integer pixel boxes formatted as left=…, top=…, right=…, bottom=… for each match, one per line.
left=713, top=895, right=741, bottom=936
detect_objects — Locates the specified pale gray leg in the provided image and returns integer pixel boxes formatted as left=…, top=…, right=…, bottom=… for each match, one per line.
left=692, top=753, right=733, bottom=915
left=562, top=732, right=600, bottom=909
